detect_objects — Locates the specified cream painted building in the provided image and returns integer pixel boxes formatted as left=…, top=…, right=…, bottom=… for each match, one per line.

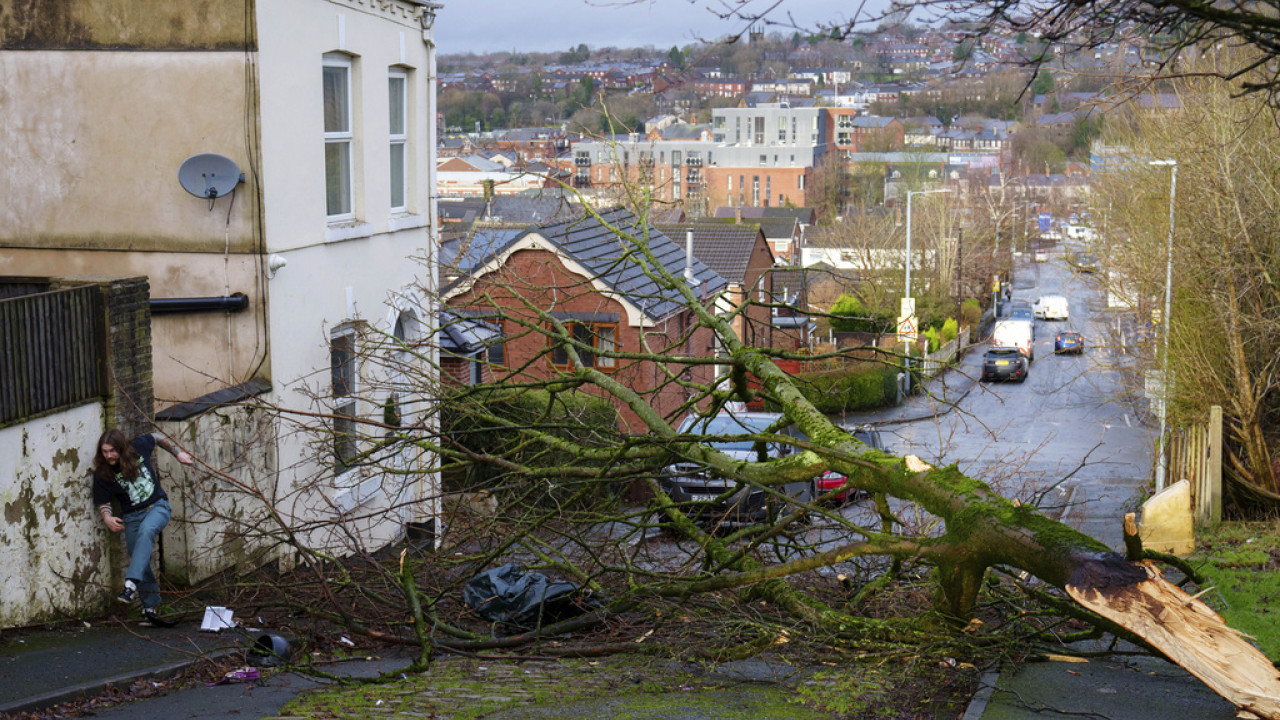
left=0, top=0, right=443, bottom=627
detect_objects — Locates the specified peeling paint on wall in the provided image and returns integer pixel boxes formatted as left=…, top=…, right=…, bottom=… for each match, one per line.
left=0, top=403, right=108, bottom=629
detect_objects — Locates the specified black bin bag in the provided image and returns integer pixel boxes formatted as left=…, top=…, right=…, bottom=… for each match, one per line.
left=462, top=563, right=600, bottom=626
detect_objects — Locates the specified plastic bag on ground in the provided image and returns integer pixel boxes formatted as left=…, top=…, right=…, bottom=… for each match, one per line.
left=462, top=563, right=601, bottom=626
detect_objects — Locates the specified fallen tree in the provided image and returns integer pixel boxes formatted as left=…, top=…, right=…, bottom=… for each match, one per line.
left=198, top=199, right=1279, bottom=717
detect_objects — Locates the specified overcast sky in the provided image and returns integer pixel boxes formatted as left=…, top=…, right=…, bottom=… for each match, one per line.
left=434, top=1, right=877, bottom=55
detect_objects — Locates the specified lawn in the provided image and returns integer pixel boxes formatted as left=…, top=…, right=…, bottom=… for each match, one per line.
left=1192, top=520, right=1280, bottom=660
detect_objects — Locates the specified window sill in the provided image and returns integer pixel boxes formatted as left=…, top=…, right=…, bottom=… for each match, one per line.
left=389, top=213, right=426, bottom=232
left=325, top=220, right=375, bottom=244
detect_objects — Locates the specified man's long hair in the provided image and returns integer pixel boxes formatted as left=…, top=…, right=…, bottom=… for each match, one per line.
left=93, top=429, right=140, bottom=482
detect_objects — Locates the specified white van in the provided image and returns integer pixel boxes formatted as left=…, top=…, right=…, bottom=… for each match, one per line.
left=1033, top=295, right=1069, bottom=320
left=993, top=319, right=1034, bottom=362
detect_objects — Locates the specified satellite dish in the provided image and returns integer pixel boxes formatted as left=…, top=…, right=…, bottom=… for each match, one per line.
left=178, top=153, right=242, bottom=199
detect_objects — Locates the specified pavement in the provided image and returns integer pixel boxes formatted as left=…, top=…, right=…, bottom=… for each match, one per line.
left=0, top=339, right=1249, bottom=720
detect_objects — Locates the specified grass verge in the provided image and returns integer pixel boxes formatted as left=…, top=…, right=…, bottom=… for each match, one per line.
left=1192, top=519, right=1280, bottom=659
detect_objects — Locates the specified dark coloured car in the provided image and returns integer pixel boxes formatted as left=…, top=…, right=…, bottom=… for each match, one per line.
left=659, top=411, right=814, bottom=525
left=1055, top=331, right=1084, bottom=355
left=1071, top=253, right=1100, bottom=273
left=815, top=425, right=886, bottom=505
left=981, top=347, right=1028, bottom=382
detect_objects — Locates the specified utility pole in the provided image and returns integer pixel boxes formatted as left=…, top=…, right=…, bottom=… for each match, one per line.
left=955, top=227, right=964, bottom=322
left=1150, top=159, right=1177, bottom=493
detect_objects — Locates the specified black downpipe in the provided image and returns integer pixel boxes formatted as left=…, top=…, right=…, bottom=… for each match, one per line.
left=150, top=292, right=250, bottom=315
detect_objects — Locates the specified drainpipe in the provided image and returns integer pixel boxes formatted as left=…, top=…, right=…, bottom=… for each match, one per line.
left=150, top=293, right=250, bottom=314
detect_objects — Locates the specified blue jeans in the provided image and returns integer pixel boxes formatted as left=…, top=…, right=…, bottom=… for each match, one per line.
left=123, top=499, right=171, bottom=610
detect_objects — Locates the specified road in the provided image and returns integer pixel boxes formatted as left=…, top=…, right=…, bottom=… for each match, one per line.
left=891, top=243, right=1153, bottom=549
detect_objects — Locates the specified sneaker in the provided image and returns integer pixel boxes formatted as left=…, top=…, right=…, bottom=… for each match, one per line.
left=117, top=581, right=138, bottom=604
left=140, top=608, right=159, bottom=626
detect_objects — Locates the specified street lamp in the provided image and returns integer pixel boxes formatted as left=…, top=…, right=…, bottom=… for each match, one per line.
left=1150, top=159, right=1177, bottom=492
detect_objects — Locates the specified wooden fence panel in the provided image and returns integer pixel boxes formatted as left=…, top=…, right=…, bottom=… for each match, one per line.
left=1166, top=405, right=1223, bottom=527
left=0, top=286, right=106, bottom=425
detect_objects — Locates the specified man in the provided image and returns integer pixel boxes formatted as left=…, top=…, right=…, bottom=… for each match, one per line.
left=91, top=428, right=194, bottom=625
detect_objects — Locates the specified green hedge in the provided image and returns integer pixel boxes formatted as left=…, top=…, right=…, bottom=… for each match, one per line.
left=769, top=364, right=901, bottom=413
left=441, top=387, right=620, bottom=506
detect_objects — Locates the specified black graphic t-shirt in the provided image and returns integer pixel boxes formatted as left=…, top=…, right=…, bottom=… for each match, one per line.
left=92, top=434, right=168, bottom=515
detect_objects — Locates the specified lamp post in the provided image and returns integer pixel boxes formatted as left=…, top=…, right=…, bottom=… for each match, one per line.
left=1150, top=159, right=1177, bottom=492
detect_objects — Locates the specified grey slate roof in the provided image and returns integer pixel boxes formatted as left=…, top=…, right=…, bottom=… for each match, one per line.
left=657, top=223, right=764, bottom=285
left=755, top=217, right=799, bottom=241
left=438, top=309, right=505, bottom=355
left=443, top=208, right=726, bottom=322
left=712, top=206, right=816, bottom=225
left=484, top=196, right=586, bottom=225
left=438, top=198, right=488, bottom=224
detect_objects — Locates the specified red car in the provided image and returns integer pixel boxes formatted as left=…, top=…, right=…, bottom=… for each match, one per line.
left=814, top=426, right=885, bottom=504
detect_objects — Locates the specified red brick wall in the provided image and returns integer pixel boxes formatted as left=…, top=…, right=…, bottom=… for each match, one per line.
left=446, top=246, right=717, bottom=432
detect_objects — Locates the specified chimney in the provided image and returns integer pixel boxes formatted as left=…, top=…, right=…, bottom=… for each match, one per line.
left=734, top=207, right=742, bottom=224
left=684, top=229, right=700, bottom=290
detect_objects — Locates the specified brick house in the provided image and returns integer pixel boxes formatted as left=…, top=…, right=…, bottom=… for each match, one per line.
left=440, top=208, right=726, bottom=433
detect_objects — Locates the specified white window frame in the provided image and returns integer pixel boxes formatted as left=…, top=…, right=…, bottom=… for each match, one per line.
left=324, top=54, right=355, bottom=221
left=388, top=69, right=409, bottom=213
left=331, top=324, right=360, bottom=475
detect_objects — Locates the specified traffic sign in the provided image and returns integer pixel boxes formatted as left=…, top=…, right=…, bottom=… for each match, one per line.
left=897, top=315, right=918, bottom=343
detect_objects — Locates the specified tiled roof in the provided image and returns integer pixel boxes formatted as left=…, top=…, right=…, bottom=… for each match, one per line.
left=485, top=196, right=586, bottom=225
left=712, top=206, right=816, bottom=225
left=754, top=217, right=800, bottom=240
left=444, top=208, right=726, bottom=322
left=657, top=223, right=764, bottom=284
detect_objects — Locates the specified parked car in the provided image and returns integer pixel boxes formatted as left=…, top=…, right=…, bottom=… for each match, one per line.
left=981, top=347, right=1028, bottom=382
left=1055, top=331, right=1084, bottom=355
left=1033, top=295, right=1069, bottom=320
left=1070, top=253, right=1100, bottom=273
left=1033, top=248, right=1048, bottom=262
left=660, top=411, right=814, bottom=526
left=815, top=425, right=886, bottom=505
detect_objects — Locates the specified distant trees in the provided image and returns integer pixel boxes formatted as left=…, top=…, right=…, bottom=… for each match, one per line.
left=558, top=43, right=591, bottom=65
left=953, top=37, right=977, bottom=62
left=1031, top=69, right=1054, bottom=96
left=830, top=294, right=894, bottom=334
left=667, top=45, right=685, bottom=68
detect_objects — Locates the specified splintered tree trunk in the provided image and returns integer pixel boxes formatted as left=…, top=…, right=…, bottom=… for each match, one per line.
left=741, top=354, right=1280, bottom=718
left=1069, top=561, right=1280, bottom=720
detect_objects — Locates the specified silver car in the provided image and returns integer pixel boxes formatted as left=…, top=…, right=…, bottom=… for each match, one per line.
left=659, top=411, right=814, bottom=525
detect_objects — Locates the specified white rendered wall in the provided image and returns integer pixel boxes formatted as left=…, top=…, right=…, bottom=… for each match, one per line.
left=0, top=404, right=108, bottom=628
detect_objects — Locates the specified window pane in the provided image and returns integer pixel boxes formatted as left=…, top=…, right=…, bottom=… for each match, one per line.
left=332, top=334, right=355, bottom=397
left=324, top=66, right=349, bottom=133
left=573, top=323, right=594, bottom=367
left=334, top=401, right=357, bottom=472
left=597, top=327, right=615, bottom=368
left=390, top=142, right=405, bottom=209
left=388, top=76, right=406, bottom=135
left=326, top=141, right=352, bottom=216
